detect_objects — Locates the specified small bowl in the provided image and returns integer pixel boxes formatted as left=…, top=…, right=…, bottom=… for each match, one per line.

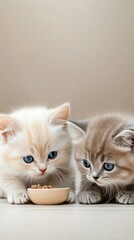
left=27, top=187, right=70, bottom=205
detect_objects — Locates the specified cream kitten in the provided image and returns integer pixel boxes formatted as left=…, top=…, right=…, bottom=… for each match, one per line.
left=73, top=114, right=134, bottom=204
left=0, top=103, right=83, bottom=204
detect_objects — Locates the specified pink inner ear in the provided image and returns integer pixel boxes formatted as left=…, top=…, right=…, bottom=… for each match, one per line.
left=0, top=116, right=22, bottom=143
left=0, top=118, right=9, bottom=130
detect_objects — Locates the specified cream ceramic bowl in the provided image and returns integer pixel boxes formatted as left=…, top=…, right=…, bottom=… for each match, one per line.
left=27, top=187, right=70, bottom=205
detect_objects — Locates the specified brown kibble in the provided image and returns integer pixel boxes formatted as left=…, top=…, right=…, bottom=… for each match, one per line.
left=31, top=185, right=38, bottom=189
left=31, top=184, right=53, bottom=189
left=42, top=185, right=47, bottom=189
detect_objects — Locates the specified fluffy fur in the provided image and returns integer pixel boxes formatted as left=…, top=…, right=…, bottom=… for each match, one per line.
left=74, top=113, right=134, bottom=204
left=0, top=103, right=83, bottom=204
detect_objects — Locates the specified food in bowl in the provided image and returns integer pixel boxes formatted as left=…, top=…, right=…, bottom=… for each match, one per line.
left=31, top=184, right=53, bottom=189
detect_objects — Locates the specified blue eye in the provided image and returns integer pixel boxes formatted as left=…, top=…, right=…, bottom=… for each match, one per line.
left=23, top=155, right=34, bottom=164
left=103, top=163, right=114, bottom=171
left=48, top=151, right=57, bottom=160
left=83, top=159, right=91, bottom=168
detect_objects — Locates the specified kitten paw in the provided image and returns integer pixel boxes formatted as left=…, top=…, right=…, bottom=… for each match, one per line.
left=116, top=191, right=134, bottom=204
left=78, top=191, right=102, bottom=204
left=7, top=191, right=30, bottom=204
left=65, top=191, right=76, bottom=203
left=0, top=189, right=6, bottom=198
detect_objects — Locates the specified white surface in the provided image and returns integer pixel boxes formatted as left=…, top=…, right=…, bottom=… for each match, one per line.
left=0, top=199, right=134, bottom=240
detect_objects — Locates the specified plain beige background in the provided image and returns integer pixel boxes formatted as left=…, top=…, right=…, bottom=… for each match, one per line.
left=0, top=0, right=134, bottom=119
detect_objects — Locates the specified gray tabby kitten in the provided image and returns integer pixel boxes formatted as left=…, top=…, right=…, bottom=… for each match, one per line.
left=73, top=114, right=134, bottom=204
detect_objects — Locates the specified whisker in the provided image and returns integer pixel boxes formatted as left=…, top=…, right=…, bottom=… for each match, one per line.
left=100, top=177, right=126, bottom=203
left=54, top=171, right=63, bottom=186
left=56, top=169, right=73, bottom=185
left=79, top=178, right=89, bottom=192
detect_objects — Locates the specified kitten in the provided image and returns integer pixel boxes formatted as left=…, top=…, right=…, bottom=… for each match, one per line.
left=0, top=103, right=83, bottom=204
left=73, top=114, right=134, bottom=204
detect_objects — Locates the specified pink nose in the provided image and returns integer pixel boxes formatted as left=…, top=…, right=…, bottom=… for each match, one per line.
left=39, top=168, right=47, bottom=173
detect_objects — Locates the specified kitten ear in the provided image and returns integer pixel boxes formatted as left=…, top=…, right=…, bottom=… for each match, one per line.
left=0, top=115, right=23, bottom=144
left=113, top=129, right=134, bottom=152
left=49, top=103, right=70, bottom=124
left=67, top=121, right=85, bottom=144
left=70, top=120, right=89, bottom=132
